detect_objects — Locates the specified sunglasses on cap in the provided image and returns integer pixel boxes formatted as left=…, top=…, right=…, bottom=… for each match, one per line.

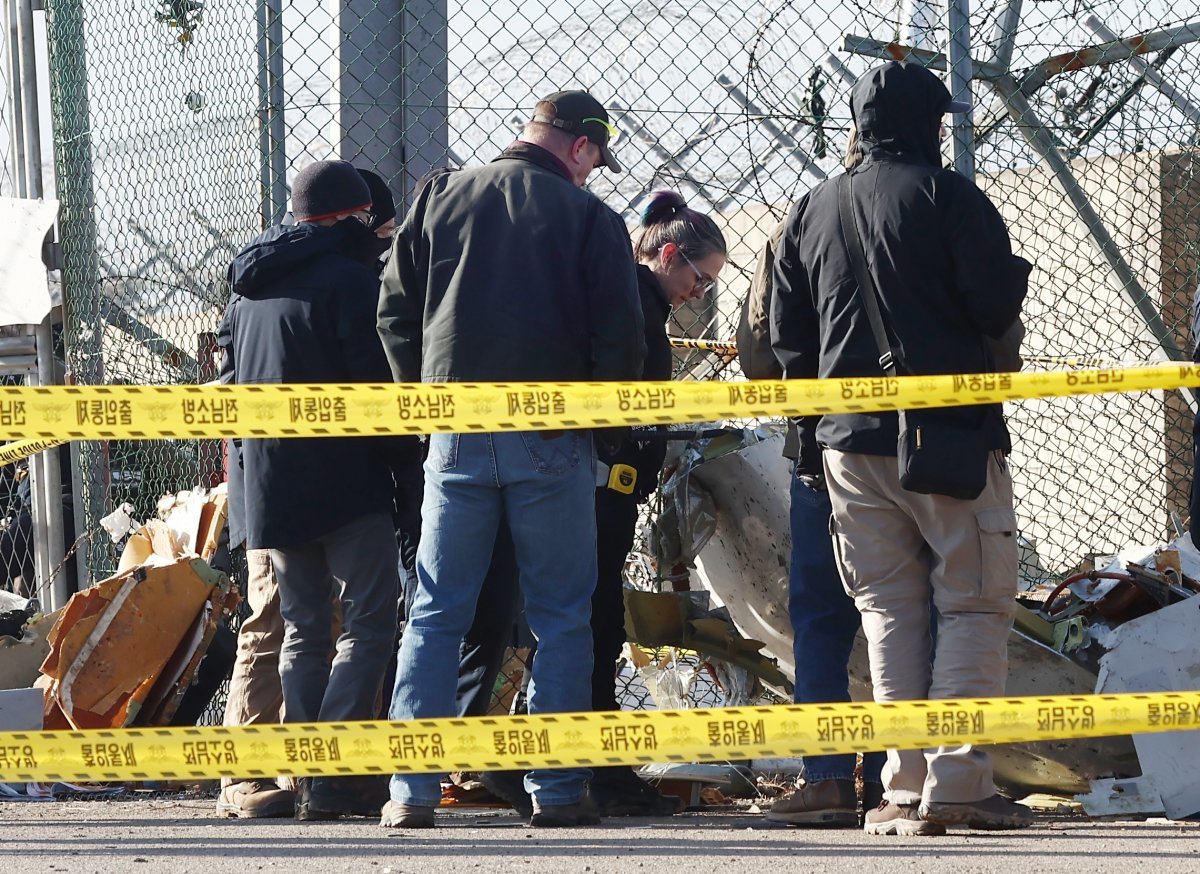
left=537, top=113, right=621, bottom=146
left=582, top=116, right=620, bottom=145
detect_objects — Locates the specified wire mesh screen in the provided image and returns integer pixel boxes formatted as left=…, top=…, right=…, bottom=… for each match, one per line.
left=0, top=5, right=18, bottom=199
left=41, top=2, right=1200, bottom=622
left=0, top=377, right=37, bottom=598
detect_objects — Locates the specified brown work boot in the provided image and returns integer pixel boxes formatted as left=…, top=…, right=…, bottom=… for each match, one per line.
left=919, top=794, right=1035, bottom=830
left=216, top=780, right=295, bottom=819
left=861, top=782, right=885, bottom=825
left=379, top=799, right=436, bottom=829
left=765, top=779, right=857, bottom=827
left=863, top=800, right=946, bottom=836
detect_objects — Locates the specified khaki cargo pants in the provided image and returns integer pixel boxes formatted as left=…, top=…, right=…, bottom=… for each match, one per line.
left=221, top=550, right=285, bottom=790
left=824, top=450, right=1018, bottom=805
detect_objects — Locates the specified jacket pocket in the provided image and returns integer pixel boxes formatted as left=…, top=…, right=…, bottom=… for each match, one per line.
left=975, top=505, right=1018, bottom=604
left=521, top=430, right=581, bottom=477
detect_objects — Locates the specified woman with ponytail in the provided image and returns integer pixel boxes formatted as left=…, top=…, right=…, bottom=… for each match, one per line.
left=584, top=192, right=728, bottom=814
left=492, top=192, right=728, bottom=817
left=635, top=191, right=728, bottom=311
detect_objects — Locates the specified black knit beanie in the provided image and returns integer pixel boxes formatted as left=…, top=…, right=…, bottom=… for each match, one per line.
left=292, top=160, right=372, bottom=222
left=356, top=169, right=397, bottom=232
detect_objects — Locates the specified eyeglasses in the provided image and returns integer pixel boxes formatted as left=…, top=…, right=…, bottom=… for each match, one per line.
left=679, top=250, right=716, bottom=295
left=582, top=116, right=620, bottom=145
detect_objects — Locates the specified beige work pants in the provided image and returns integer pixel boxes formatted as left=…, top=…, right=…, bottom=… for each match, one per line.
left=221, top=549, right=285, bottom=789
left=824, top=450, right=1018, bottom=805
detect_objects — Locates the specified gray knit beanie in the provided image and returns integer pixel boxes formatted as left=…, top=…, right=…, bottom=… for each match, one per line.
left=292, top=160, right=372, bottom=222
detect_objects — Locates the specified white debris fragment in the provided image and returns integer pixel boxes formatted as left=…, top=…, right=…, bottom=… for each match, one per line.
left=1095, top=598, right=1200, bottom=819
left=1076, top=777, right=1165, bottom=817
left=99, top=502, right=139, bottom=543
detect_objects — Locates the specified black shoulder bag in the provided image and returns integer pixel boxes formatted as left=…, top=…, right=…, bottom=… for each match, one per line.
left=836, top=173, right=988, bottom=500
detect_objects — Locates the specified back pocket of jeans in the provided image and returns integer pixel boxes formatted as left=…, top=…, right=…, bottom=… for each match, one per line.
left=521, top=430, right=580, bottom=476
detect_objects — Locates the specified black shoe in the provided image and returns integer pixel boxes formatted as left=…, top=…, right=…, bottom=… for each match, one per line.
left=588, top=766, right=684, bottom=816
left=296, top=776, right=389, bottom=820
left=530, top=795, right=601, bottom=827
left=479, top=770, right=533, bottom=819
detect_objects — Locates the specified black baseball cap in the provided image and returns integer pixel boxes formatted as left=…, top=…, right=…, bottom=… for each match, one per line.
left=532, top=90, right=622, bottom=173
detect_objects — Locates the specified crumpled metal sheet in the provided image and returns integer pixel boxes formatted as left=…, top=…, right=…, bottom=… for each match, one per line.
left=38, top=557, right=234, bottom=730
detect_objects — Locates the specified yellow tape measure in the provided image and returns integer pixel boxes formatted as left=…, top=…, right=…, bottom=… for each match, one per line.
left=0, top=365, right=1188, bottom=440
left=0, top=692, right=1196, bottom=782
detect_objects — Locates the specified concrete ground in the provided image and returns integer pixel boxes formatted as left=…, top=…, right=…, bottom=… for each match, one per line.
left=3, top=799, right=1200, bottom=874
left=2, top=797, right=1200, bottom=874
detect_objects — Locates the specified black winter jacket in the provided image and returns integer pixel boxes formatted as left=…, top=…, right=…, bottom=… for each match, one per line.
left=220, top=221, right=403, bottom=549
left=598, top=265, right=672, bottom=500
left=771, top=62, right=1031, bottom=456
left=378, top=142, right=644, bottom=384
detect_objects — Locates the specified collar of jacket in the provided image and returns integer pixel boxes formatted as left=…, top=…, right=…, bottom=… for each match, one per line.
left=636, top=264, right=672, bottom=322
left=495, top=141, right=573, bottom=182
left=859, top=145, right=944, bottom=170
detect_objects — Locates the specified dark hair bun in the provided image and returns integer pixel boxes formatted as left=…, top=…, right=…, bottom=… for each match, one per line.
left=640, top=190, right=688, bottom=227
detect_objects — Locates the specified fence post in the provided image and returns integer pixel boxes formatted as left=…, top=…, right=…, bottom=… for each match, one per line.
left=946, top=0, right=976, bottom=179
left=337, top=0, right=448, bottom=209
left=256, top=0, right=287, bottom=228
left=44, top=0, right=107, bottom=586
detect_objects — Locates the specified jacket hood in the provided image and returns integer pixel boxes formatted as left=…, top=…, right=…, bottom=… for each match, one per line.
left=230, top=222, right=351, bottom=298
left=850, top=61, right=952, bottom=166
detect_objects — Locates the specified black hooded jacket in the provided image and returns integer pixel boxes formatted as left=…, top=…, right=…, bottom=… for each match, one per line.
left=219, top=220, right=406, bottom=549
left=771, top=62, right=1031, bottom=459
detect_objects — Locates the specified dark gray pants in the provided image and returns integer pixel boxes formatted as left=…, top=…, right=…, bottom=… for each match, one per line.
left=272, top=512, right=399, bottom=723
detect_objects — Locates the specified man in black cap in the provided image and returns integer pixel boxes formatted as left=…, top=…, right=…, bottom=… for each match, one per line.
left=219, top=158, right=404, bottom=821
left=356, top=168, right=398, bottom=247
left=377, top=89, right=643, bottom=829
left=771, top=61, right=1032, bottom=836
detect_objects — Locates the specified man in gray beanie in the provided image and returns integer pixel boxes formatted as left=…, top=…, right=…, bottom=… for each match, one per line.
left=218, top=158, right=404, bottom=821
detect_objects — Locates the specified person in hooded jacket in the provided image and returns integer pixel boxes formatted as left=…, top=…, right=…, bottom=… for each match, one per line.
left=219, top=159, right=404, bottom=822
left=771, top=61, right=1033, bottom=836
left=217, top=166, right=404, bottom=822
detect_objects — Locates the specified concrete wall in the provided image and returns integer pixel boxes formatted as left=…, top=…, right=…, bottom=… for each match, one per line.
left=982, top=149, right=1198, bottom=572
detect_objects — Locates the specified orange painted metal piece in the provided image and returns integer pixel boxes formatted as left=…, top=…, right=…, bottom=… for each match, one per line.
left=39, top=557, right=237, bottom=730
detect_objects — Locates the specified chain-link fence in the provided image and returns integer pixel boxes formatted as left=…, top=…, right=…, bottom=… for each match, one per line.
left=34, top=2, right=1200, bottom=707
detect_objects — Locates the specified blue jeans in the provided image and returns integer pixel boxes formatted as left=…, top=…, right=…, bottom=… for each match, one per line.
left=389, top=430, right=597, bottom=808
left=789, top=466, right=885, bottom=785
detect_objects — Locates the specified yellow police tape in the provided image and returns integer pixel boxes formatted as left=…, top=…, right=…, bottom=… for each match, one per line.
left=0, top=365, right=1189, bottom=441
left=668, top=338, right=740, bottom=353
left=667, top=338, right=1133, bottom=369
left=0, top=436, right=65, bottom=467
left=0, top=692, right=1196, bottom=782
